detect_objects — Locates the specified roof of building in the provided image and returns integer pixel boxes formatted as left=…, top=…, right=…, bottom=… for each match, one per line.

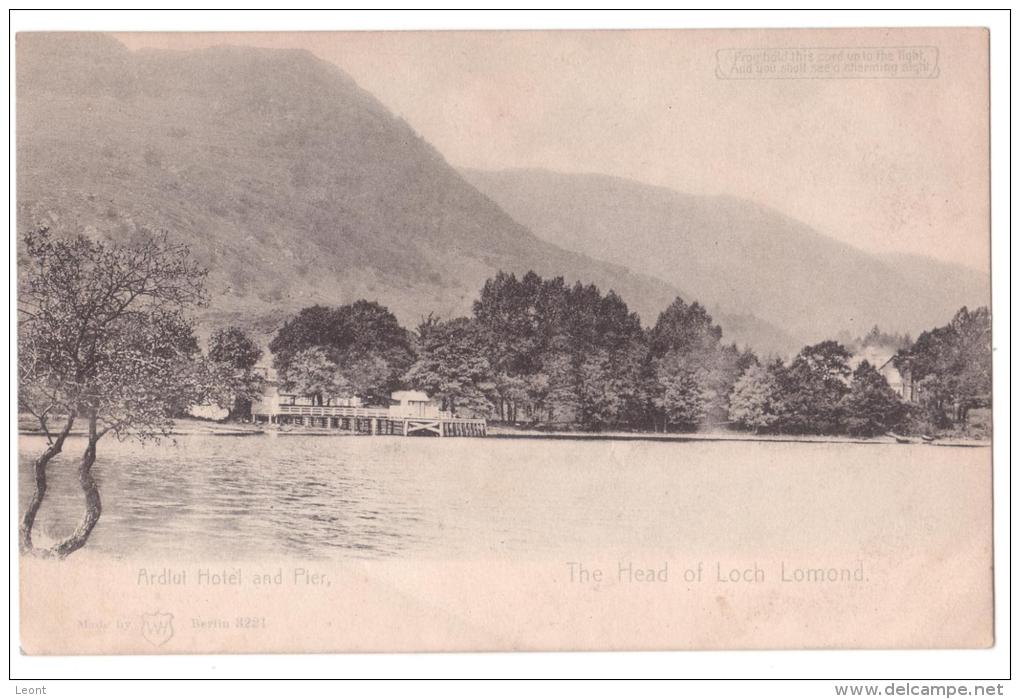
left=878, top=355, right=901, bottom=372
left=391, top=390, right=431, bottom=402
left=851, top=346, right=896, bottom=371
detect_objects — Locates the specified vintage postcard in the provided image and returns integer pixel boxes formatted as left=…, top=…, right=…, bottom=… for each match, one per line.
left=16, top=27, right=992, bottom=654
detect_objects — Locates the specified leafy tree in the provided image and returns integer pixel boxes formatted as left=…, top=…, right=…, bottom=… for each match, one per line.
left=773, top=341, right=852, bottom=434
left=343, top=355, right=398, bottom=403
left=649, top=298, right=722, bottom=358
left=841, top=361, right=908, bottom=437
left=473, top=272, right=569, bottom=420
left=895, top=306, right=991, bottom=425
left=207, top=326, right=264, bottom=419
left=269, top=301, right=414, bottom=404
left=267, top=305, right=337, bottom=368
left=549, top=287, right=645, bottom=428
left=208, top=327, right=262, bottom=369
left=728, top=362, right=780, bottom=433
left=647, top=297, right=729, bottom=431
left=556, top=288, right=646, bottom=429
left=472, top=271, right=550, bottom=378
left=17, top=228, right=218, bottom=558
left=404, top=316, right=495, bottom=416
left=699, top=343, right=754, bottom=425
left=575, top=350, right=628, bottom=431
left=500, top=373, right=537, bottom=423
left=280, top=347, right=351, bottom=406
left=613, top=336, right=656, bottom=427
left=652, top=353, right=706, bottom=431
left=535, top=351, right=579, bottom=423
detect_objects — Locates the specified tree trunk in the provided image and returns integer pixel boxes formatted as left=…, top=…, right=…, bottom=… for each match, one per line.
left=51, top=412, right=103, bottom=559
left=229, top=396, right=252, bottom=421
left=20, top=413, right=76, bottom=555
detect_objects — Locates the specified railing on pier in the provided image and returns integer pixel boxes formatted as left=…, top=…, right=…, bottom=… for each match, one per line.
left=253, top=404, right=486, bottom=437
left=274, top=404, right=390, bottom=418
left=271, top=404, right=456, bottom=419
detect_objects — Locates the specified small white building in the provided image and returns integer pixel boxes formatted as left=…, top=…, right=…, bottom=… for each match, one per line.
left=250, top=366, right=363, bottom=418
left=849, top=350, right=911, bottom=401
left=388, top=390, right=443, bottom=418
left=877, top=357, right=907, bottom=399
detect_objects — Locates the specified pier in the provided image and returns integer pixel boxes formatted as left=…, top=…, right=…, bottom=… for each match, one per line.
left=252, top=404, right=487, bottom=437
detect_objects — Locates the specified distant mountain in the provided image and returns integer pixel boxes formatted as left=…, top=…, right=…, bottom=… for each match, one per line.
left=463, top=168, right=990, bottom=347
left=16, top=33, right=692, bottom=341
left=883, top=252, right=991, bottom=317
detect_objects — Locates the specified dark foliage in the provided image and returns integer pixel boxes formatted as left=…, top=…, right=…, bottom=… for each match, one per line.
left=207, top=326, right=265, bottom=419
left=772, top=341, right=852, bottom=434
left=894, top=307, right=991, bottom=426
left=269, top=301, right=414, bottom=405
left=269, top=273, right=985, bottom=439
left=841, top=361, right=908, bottom=437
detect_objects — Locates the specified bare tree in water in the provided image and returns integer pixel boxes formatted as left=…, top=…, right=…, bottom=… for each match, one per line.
left=18, top=228, right=213, bottom=558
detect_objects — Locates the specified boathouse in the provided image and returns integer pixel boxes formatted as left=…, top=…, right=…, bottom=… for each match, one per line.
left=389, top=390, right=439, bottom=417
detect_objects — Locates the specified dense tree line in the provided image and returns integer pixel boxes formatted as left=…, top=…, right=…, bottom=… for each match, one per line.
left=892, top=306, right=991, bottom=429
left=726, top=309, right=990, bottom=436
left=403, top=272, right=753, bottom=431
left=259, top=271, right=990, bottom=437
left=727, top=342, right=906, bottom=437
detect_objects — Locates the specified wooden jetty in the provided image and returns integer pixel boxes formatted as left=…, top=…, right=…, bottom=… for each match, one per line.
left=253, top=404, right=487, bottom=438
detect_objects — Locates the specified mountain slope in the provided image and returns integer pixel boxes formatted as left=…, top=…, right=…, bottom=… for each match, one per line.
left=17, top=33, right=688, bottom=338
left=463, top=168, right=990, bottom=344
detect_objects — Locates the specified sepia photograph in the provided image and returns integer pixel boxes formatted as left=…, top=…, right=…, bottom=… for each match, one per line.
left=9, top=10, right=1007, bottom=687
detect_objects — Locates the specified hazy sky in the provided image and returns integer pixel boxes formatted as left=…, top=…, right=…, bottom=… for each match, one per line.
left=115, top=28, right=989, bottom=271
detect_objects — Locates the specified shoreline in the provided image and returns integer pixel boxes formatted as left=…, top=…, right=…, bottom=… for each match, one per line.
left=485, top=426, right=989, bottom=448
left=17, top=418, right=989, bottom=448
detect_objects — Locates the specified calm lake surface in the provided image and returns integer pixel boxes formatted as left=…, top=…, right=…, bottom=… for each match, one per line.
left=17, top=434, right=989, bottom=561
